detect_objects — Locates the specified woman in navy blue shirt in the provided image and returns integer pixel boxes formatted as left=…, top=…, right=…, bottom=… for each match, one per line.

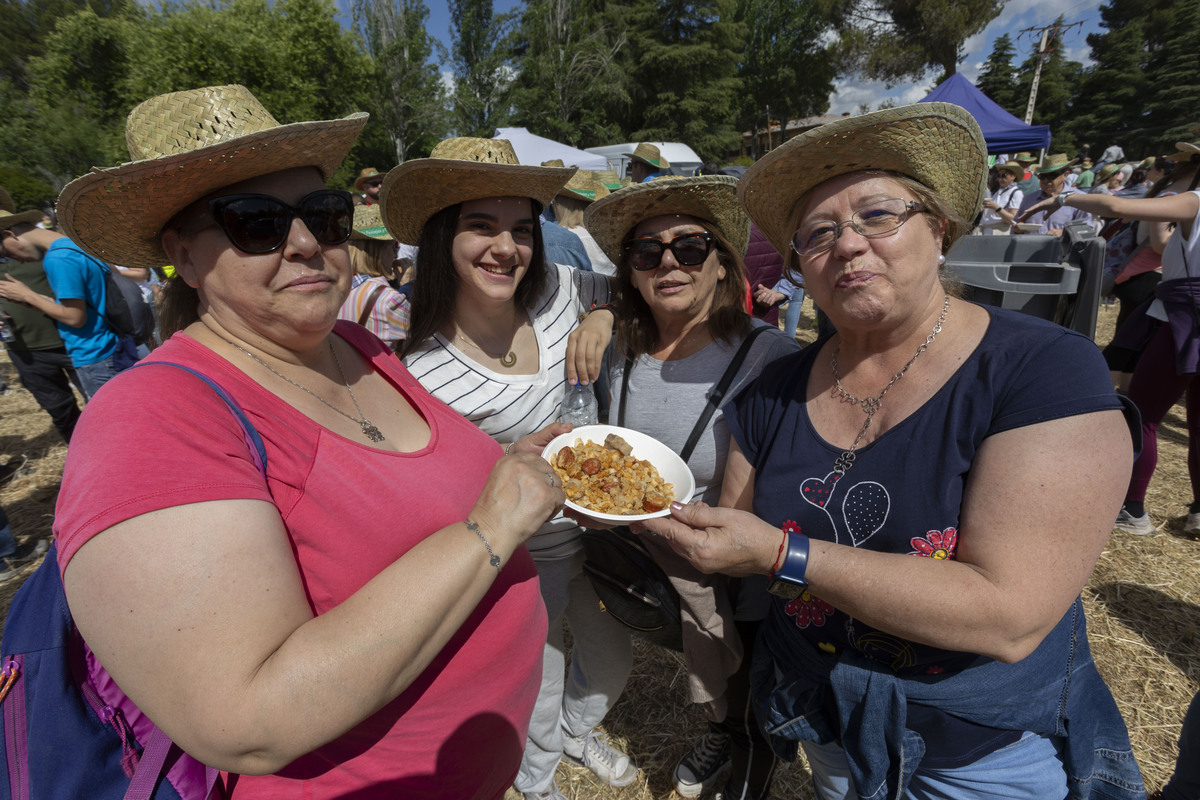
left=643, top=104, right=1144, bottom=800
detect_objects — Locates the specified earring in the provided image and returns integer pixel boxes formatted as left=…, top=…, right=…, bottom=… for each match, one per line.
left=938, top=254, right=946, bottom=266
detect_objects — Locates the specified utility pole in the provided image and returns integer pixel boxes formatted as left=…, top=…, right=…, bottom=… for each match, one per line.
left=1018, top=19, right=1084, bottom=125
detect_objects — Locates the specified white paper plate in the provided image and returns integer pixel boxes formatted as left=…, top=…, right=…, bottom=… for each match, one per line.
left=542, top=424, right=695, bottom=522
left=1012, top=222, right=1042, bottom=233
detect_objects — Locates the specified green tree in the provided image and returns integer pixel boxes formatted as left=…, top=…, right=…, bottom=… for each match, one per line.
left=449, top=0, right=516, bottom=137
left=975, top=32, right=1019, bottom=113
left=0, top=0, right=138, bottom=90
left=507, top=0, right=628, bottom=147
left=823, top=0, right=1005, bottom=86
left=735, top=0, right=836, bottom=158
left=1064, top=0, right=1178, bottom=155
left=352, top=0, right=447, bottom=163
left=620, top=0, right=746, bottom=162
left=1138, top=0, right=1200, bottom=154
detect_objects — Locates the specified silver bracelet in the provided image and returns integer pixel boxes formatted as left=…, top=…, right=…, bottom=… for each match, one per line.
left=1055, top=193, right=1068, bottom=209
left=503, top=441, right=514, bottom=456
left=465, top=520, right=501, bottom=569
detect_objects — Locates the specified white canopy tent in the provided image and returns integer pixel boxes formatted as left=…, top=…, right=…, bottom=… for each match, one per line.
left=493, top=127, right=608, bottom=171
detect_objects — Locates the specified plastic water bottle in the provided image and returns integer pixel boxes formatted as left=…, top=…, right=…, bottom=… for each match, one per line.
left=560, top=382, right=598, bottom=427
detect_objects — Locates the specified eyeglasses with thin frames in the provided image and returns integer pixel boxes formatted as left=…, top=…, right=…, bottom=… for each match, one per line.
left=791, top=198, right=926, bottom=257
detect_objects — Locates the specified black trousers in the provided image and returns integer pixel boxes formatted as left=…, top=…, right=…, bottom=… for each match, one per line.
left=7, top=347, right=82, bottom=443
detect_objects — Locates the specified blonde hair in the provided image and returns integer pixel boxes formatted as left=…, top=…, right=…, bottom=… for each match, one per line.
left=553, top=195, right=588, bottom=229
left=348, top=239, right=394, bottom=277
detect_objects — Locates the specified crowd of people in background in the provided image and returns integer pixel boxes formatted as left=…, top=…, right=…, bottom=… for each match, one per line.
left=0, top=85, right=1196, bottom=800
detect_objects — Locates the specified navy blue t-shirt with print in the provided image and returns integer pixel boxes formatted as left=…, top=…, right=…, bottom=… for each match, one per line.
left=727, top=305, right=1124, bottom=676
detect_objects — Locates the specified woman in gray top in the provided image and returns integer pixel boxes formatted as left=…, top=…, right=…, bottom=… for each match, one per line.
left=584, top=176, right=798, bottom=800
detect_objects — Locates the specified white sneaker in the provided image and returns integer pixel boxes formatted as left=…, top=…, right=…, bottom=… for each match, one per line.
left=522, top=783, right=567, bottom=800
left=674, top=726, right=731, bottom=797
left=1113, top=508, right=1156, bottom=535
left=563, top=731, right=637, bottom=788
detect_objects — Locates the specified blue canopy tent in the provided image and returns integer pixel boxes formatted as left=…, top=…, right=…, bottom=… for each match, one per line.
left=920, top=73, right=1051, bottom=155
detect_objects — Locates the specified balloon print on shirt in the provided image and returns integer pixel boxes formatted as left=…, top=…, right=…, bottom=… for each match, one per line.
left=800, top=471, right=891, bottom=546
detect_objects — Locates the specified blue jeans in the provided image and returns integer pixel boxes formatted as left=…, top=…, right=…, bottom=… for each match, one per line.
left=783, top=289, right=806, bottom=339
left=0, top=506, right=16, bottom=560
left=73, top=354, right=118, bottom=400
left=803, top=730, right=1067, bottom=800
left=1163, top=688, right=1200, bottom=800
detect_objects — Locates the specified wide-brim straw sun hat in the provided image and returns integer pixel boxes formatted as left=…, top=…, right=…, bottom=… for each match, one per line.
left=1033, top=153, right=1079, bottom=176
left=379, top=137, right=574, bottom=246
left=558, top=170, right=610, bottom=203
left=1171, top=126, right=1200, bottom=162
left=996, top=161, right=1025, bottom=181
left=350, top=203, right=393, bottom=241
left=354, top=167, right=383, bottom=192
left=583, top=175, right=748, bottom=266
left=738, top=102, right=987, bottom=257
left=0, top=208, right=45, bottom=229
left=1095, top=163, right=1124, bottom=183
left=56, top=84, right=367, bottom=269
left=624, top=143, right=670, bottom=170
left=0, top=188, right=15, bottom=214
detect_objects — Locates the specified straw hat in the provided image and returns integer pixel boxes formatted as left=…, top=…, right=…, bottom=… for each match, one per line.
left=557, top=170, right=610, bottom=203
left=1033, top=153, right=1078, bottom=176
left=56, top=84, right=367, bottom=268
left=1014, top=152, right=1037, bottom=164
left=583, top=176, right=748, bottom=266
left=1170, top=126, right=1200, bottom=162
left=379, top=137, right=574, bottom=245
left=996, top=161, right=1025, bottom=181
left=1095, top=163, right=1124, bottom=184
left=624, top=143, right=670, bottom=170
left=738, top=102, right=987, bottom=257
left=541, top=159, right=566, bottom=168
left=0, top=208, right=44, bottom=230
left=595, top=170, right=623, bottom=191
left=0, top=188, right=14, bottom=214
left=350, top=203, right=393, bottom=241
left=354, top=167, right=383, bottom=192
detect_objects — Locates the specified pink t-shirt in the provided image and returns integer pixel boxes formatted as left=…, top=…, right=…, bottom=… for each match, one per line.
left=54, top=322, right=547, bottom=799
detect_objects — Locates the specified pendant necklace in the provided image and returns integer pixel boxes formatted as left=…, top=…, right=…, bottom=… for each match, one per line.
left=828, top=294, right=949, bottom=477
left=455, top=313, right=523, bottom=367
left=213, top=330, right=386, bottom=443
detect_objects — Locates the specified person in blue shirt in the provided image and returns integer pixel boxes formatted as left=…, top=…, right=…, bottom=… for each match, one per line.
left=626, top=143, right=670, bottom=183
left=0, top=221, right=119, bottom=398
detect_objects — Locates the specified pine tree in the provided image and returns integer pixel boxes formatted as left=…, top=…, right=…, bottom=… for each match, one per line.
left=1140, top=0, right=1200, bottom=154
left=976, top=33, right=1019, bottom=114
left=620, top=0, right=746, bottom=162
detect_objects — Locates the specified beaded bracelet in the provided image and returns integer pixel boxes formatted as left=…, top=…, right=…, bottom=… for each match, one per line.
left=465, top=520, right=501, bottom=569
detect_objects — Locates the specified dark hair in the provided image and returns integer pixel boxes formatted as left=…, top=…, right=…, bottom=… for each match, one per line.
left=399, top=199, right=547, bottom=358
left=612, top=218, right=750, bottom=360
left=158, top=278, right=201, bottom=338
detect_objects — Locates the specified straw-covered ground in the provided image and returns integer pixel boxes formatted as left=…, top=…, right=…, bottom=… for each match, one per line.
left=0, top=298, right=1193, bottom=798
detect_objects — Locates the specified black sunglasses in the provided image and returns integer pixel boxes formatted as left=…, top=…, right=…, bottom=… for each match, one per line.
left=623, top=231, right=716, bottom=271
left=208, top=190, right=354, bottom=254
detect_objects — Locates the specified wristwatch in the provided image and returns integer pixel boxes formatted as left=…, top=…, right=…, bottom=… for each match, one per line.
left=767, top=530, right=810, bottom=599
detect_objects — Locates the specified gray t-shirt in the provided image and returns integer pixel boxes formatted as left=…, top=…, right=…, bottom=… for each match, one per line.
left=607, top=320, right=800, bottom=505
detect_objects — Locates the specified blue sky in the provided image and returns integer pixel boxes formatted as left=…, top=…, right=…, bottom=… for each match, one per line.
left=364, top=0, right=1107, bottom=118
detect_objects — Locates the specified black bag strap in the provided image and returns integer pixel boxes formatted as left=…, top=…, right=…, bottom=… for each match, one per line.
left=617, top=325, right=770, bottom=464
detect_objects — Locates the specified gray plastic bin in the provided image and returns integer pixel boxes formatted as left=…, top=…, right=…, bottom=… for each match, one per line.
left=945, top=221, right=1104, bottom=338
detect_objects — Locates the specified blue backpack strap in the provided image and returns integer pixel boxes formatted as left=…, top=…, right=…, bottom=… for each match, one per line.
left=130, top=361, right=267, bottom=477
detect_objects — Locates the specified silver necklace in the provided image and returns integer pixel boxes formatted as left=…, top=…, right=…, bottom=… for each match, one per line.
left=829, top=294, right=949, bottom=476
left=217, top=332, right=386, bottom=443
